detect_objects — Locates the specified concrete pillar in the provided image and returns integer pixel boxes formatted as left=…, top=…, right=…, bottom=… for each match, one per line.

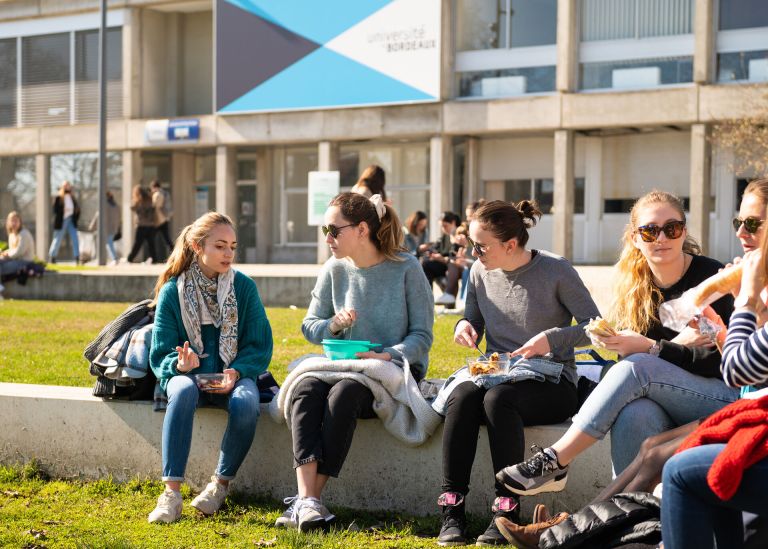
left=121, top=150, right=141, bottom=256
left=122, top=7, right=141, bottom=119
left=583, top=137, right=603, bottom=263
left=556, top=0, right=578, bottom=92
left=255, top=148, right=272, bottom=263
left=553, top=130, right=574, bottom=259
left=689, top=124, right=711, bottom=254
left=35, top=154, right=50, bottom=260
left=430, top=136, right=452, bottom=233
left=171, top=152, right=195, bottom=229
left=215, top=145, right=237, bottom=218
left=693, top=0, right=715, bottom=84
left=464, top=137, right=480, bottom=206
left=440, top=0, right=454, bottom=100
left=316, top=141, right=339, bottom=263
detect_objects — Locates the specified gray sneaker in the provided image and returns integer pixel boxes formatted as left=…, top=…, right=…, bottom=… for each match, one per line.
left=275, top=495, right=299, bottom=528
left=496, top=445, right=568, bottom=496
left=296, top=497, right=335, bottom=532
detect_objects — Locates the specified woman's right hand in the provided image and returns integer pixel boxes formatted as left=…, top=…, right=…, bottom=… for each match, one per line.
left=454, top=319, right=478, bottom=348
left=176, top=341, right=200, bottom=373
left=670, top=325, right=715, bottom=348
left=330, top=307, right=357, bottom=334
left=738, top=250, right=765, bottom=303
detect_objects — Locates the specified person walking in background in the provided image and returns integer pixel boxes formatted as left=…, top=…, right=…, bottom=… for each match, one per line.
left=126, top=185, right=158, bottom=264
left=152, top=179, right=174, bottom=256
left=404, top=210, right=430, bottom=256
left=351, top=164, right=387, bottom=201
left=147, top=211, right=272, bottom=523
left=48, top=180, right=80, bottom=264
left=88, top=191, right=121, bottom=265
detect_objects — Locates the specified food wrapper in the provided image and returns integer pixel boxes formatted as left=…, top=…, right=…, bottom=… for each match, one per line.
left=660, top=265, right=742, bottom=331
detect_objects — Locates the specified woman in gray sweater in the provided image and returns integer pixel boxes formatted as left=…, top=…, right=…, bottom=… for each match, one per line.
left=437, top=200, right=600, bottom=546
left=278, top=191, right=434, bottom=532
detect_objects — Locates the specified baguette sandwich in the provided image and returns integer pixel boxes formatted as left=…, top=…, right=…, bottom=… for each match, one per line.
left=691, top=264, right=742, bottom=307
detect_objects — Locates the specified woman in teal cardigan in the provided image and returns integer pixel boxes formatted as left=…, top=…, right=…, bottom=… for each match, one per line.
left=147, top=212, right=273, bottom=524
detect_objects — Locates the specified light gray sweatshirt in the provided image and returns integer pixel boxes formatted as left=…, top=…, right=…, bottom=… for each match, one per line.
left=302, top=252, right=434, bottom=380
left=464, top=249, right=600, bottom=385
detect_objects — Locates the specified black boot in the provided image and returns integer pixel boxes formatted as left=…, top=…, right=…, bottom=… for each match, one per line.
left=437, top=492, right=468, bottom=546
left=476, top=497, right=519, bottom=546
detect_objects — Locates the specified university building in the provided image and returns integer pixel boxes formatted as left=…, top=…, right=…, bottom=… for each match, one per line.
left=0, top=0, right=766, bottom=264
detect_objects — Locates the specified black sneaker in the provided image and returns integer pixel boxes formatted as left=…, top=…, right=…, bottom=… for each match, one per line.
left=496, top=445, right=568, bottom=496
left=437, top=492, right=468, bottom=546
left=476, top=497, right=518, bottom=546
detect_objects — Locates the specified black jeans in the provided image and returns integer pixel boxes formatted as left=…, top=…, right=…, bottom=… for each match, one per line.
left=422, top=259, right=448, bottom=285
left=442, top=379, right=578, bottom=498
left=127, top=226, right=157, bottom=263
left=290, top=377, right=376, bottom=477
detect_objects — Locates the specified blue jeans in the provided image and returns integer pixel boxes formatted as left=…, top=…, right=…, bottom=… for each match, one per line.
left=662, top=444, right=768, bottom=549
left=162, top=375, right=260, bottom=482
left=571, top=353, right=739, bottom=472
left=106, top=234, right=117, bottom=262
left=48, top=216, right=79, bottom=260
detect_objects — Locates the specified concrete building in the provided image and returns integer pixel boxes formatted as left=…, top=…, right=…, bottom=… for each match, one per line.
left=0, top=0, right=766, bottom=264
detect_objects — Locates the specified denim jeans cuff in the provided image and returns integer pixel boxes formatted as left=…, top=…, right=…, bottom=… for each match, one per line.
left=215, top=472, right=236, bottom=481
left=162, top=475, right=185, bottom=482
left=570, top=415, right=608, bottom=440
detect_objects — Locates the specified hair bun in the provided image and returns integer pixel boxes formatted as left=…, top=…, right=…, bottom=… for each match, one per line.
left=515, top=200, right=542, bottom=227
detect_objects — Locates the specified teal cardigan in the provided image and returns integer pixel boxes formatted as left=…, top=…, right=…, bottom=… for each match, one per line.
left=150, top=270, right=273, bottom=391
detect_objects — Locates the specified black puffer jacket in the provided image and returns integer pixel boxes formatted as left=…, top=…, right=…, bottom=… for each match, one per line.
left=539, top=492, right=661, bottom=549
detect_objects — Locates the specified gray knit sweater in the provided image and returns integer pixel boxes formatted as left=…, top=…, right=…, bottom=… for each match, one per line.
left=464, top=250, right=600, bottom=385
left=302, top=252, right=434, bottom=380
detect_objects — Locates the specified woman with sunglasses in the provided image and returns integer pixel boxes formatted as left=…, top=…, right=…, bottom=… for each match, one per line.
left=496, top=190, right=738, bottom=504
left=276, top=191, right=433, bottom=532
left=435, top=199, right=601, bottom=546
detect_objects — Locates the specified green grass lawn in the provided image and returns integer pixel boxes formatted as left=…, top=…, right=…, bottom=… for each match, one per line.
left=0, top=300, right=476, bottom=386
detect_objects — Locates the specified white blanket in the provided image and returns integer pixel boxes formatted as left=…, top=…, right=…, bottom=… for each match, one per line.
left=269, top=355, right=442, bottom=447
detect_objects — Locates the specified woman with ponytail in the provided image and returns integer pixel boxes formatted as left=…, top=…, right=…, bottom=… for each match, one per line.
left=434, top=199, right=600, bottom=546
left=496, top=190, right=738, bottom=510
left=147, top=212, right=273, bottom=524
left=275, top=192, right=433, bottom=532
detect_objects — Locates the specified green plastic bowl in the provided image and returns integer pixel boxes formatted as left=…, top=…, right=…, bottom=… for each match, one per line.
left=321, top=339, right=380, bottom=360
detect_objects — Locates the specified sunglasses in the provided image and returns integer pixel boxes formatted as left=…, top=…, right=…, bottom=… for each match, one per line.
left=321, top=223, right=358, bottom=239
left=732, top=216, right=764, bottom=234
left=466, top=236, right=488, bottom=257
left=635, top=220, right=686, bottom=243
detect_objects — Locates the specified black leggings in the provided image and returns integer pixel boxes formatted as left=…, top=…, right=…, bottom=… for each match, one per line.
left=127, top=226, right=157, bottom=263
left=290, top=377, right=376, bottom=478
left=442, top=380, right=578, bottom=498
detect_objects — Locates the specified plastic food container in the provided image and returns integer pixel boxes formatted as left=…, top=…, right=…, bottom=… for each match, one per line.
left=467, top=355, right=510, bottom=376
left=321, top=339, right=381, bottom=360
left=194, top=373, right=228, bottom=391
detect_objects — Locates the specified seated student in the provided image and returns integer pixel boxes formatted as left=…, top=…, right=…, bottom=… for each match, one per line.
left=0, top=211, right=37, bottom=294
left=404, top=210, right=430, bottom=256
left=662, top=242, right=768, bottom=549
left=496, top=190, right=738, bottom=500
left=496, top=179, right=768, bottom=547
left=435, top=199, right=600, bottom=546
left=276, top=192, right=433, bottom=532
left=147, top=212, right=273, bottom=523
left=423, top=211, right=462, bottom=306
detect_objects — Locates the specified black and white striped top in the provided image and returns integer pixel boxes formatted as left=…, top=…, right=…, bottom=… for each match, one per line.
left=721, top=309, right=768, bottom=388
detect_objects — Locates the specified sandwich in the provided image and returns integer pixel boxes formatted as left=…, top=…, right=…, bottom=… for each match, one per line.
left=692, top=264, right=742, bottom=307
left=585, top=317, right=617, bottom=338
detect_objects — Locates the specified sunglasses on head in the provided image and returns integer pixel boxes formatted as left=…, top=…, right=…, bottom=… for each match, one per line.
left=321, top=223, right=358, bottom=239
left=635, top=220, right=686, bottom=243
left=732, top=216, right=764, bottom=234
left=466, top=236, right=488, bottom=257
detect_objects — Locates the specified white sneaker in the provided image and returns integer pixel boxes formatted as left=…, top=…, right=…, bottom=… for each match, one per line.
left=143, top=257, right=153, bottom=265
left=190, top=476, right=228, bottom=515
left=148, top=489, right=183, bottom=523
left=296, top=497, right=335, bottom=532
left=275, top=495, right=299, bottom=528
left=435, top=292, right=456, bottom=305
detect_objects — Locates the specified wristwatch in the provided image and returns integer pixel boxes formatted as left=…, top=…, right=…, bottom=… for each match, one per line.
left=648, top=340, right=662, bottom=356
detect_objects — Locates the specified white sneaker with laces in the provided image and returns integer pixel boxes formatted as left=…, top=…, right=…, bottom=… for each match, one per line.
left=190, top=476, right=228, bottom=515
left=296, top=496, right=335, bottom=532
left=275, top=495, right=299, bottom=528
left=148, top=489, right=183, bottom=523
left=435, top=292, right=456, bottom=305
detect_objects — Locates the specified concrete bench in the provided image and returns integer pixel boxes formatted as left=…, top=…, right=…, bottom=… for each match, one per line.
left=0, top=382, right=612, bottom=516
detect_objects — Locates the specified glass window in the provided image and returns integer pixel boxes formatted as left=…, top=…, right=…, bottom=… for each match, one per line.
left=0, top=38, right=16, bottom=128
left=580, top=0, right=693, bottom=41
left=22, top=32, right=70, bottom=126
left=194, top=152, right=216, bottom=183
left=497, top=177, right=585, bottom=214
left=285, top=149, right=318, bottom=189
left=717, top=50, right=768, bottom=83
left=580, top=56, right=693, bottom=90
left=74, top=28, right=123, bottom=122
left=237, top=159, right=257, bottom=181
left=281, top=148, right=318, bottom=244
left=143, top=152, right=172, bottom=184
left=285, top=193, right=316, bottom=243
left=339, top=149, right=360, bottom=189
left=457, top=66, right=556, bottom=97
left=456, top=0, right=557, bottom=51
left=0, top=157, right=36, bottom=241
left=719, top=0, right=768, bottom=30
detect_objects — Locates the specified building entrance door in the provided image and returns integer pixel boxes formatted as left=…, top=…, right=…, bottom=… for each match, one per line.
left=236, top=181, right=258, bottom=263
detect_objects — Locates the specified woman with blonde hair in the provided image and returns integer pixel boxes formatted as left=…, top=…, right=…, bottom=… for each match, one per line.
left=497, top=190, right=738, bottom=499
left=276, top=192, right=433, bottom=532
left=2, top=211, right=35, bottom=262
left=147, top=211, right=273, bottom=524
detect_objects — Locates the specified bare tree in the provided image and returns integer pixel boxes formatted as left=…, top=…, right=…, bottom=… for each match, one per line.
left=710, top=86, right=768, bottom=177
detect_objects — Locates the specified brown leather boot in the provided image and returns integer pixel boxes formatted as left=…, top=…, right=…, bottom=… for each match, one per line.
left=495, top=511, right=570, bottom=549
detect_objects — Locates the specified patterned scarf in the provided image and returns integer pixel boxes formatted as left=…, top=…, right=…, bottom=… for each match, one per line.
left=177, top=260, right=238, bottom=367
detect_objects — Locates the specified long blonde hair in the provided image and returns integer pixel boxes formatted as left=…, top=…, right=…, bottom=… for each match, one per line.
left=152, top=212, right=235, bottom=301
left=609, top=190, right=701, bottom=334
left=5, top=211, right=21, bottom=235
